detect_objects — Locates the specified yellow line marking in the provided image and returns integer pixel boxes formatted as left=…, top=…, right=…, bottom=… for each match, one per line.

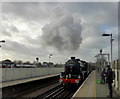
left=93, top=71, right=96, bottom=99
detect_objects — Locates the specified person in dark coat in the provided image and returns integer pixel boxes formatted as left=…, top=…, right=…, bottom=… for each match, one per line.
left=106, top=65, right=113, bottom=98
left=101, top=68, right=106, bottom=84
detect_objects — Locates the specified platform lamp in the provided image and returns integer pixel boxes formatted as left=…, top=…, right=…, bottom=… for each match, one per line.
left=49, top=54, right=53, bottom=67
left=102, top=33, right=114, bottom=68
left=36, top=57, right=39, bottom=62
left=0, top=40, right=5, bottom=47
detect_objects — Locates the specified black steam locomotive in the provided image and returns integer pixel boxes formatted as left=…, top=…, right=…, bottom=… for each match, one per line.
left=59, top=57, right=92, bottom=87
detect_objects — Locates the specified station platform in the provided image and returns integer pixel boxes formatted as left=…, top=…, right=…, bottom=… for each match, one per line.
left=72, top=70, right=119, bottom=98
left=0, top=73, right=60, bottom=88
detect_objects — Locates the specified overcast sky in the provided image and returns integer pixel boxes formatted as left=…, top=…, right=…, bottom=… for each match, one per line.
left=1, top=2, right=118, bottom=63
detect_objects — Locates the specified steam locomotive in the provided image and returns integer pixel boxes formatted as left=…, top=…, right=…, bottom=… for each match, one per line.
left=59, top=57, right=92, bottom=87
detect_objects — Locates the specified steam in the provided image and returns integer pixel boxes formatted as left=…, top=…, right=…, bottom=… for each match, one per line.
left=41, top=7, right=82, bottom=51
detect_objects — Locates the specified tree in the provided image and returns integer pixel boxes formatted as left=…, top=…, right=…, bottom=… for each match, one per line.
left=23, top=61, right=30, bottom=64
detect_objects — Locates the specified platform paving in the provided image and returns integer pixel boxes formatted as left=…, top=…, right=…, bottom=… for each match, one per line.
left=72, top=71, right=96, bottom=98
left=96, top=70, right=109, bottom=97
left=96, top=70, right=118, bottom=98
left=0, top=73, right=60, bottom=88
left=72, top=70, right=119, bottom=98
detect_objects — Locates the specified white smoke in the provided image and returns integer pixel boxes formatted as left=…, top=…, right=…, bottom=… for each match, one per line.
left=41, top=6, right=83, bottom=51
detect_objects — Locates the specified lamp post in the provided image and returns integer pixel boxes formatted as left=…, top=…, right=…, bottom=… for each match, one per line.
left=35, top=57, right=39, bottom=68
left=102, top=33, right=113, bottom=68
left=0, top=40, right=5, bottom=47
left=49, top=54, right=53, bottom=67
left=100, top=49, right=103, bottom=70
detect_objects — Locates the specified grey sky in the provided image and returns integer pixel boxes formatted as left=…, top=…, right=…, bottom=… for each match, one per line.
left=1, top=2, right=118, bottom=63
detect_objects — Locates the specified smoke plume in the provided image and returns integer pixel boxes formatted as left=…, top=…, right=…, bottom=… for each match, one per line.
left=41, top=7, right=82, bottom=51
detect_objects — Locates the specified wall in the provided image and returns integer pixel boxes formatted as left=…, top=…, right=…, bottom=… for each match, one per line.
left=112, top=59, right=120, bottom=96
left=1, top=68, right=64, bottom=82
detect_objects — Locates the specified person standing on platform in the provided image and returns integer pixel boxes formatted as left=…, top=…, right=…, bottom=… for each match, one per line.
left=106, top=65, right=113, bottom=98
left=101, top=68, right=106, bottom=84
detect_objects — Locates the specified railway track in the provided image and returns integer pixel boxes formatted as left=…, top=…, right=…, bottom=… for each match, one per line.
left=45, top=88, right=71, bottom=99
left=33, top=84, right=63, bottom=99
left=33, top=72, right=92, bottom=99
left=3, top=72, right=92, bottom=98
left=2, top=76, right=60, bottom=98
left=15, top=81, right=60, bottom=98
left=34, top=85, right=77, bottom=99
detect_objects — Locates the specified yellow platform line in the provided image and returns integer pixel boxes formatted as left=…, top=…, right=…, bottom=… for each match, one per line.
left=93, top=71, right=96, bottom=99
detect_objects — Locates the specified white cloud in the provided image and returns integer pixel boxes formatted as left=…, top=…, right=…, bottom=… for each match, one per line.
left=1, top=2, right=118, bottom=63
